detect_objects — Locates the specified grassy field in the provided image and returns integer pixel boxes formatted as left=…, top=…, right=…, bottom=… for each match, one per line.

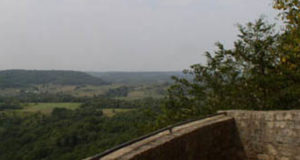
left=33, top=84, right=123, bottom=97
left=12, top=103, right=132, bottom=117
left=20, top=103, right=81, bottom=114
left=102, top=108, right=132, bottom=117
left=0, top=83, right=168, bottom=100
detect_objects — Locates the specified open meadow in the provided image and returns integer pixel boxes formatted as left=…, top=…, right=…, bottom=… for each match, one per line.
left=9, top=102, right=132, bottom=117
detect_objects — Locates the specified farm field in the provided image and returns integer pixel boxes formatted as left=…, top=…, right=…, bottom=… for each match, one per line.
left=0, top=83, right=168, bottom=100
left=19, top=103, right=81, bottom=114
left=8, top=102, right=132, bottom=117
left=101, top=108, right=133, bottom=117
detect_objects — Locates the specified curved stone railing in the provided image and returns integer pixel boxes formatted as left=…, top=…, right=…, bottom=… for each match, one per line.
left=85, top=113, right=246, bottom=160
left=85, top=110, right=300, bottom=160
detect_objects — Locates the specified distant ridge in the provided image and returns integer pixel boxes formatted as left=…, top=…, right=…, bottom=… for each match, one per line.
left=0, top=70, right=108, bottom=88
left=88, top=71, right=188, bottom=84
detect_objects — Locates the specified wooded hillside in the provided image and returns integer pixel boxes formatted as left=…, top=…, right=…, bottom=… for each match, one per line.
left=0, top=70, right=108, bottom=88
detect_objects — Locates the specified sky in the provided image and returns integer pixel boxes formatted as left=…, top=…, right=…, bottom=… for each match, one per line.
left=0, top=0, right=279, bottom=71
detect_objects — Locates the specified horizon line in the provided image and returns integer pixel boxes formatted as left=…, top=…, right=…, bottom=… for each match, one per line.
left=0, top=69, right=183, bottom=73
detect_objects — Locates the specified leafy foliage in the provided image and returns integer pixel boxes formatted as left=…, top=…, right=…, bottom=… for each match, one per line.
left=105, top=86, right=130, bottom=97
left=160, top=16, right=300, bottom=124
left=0, top=98, right=159, bottom=160
left=273, top=0, right=300, bottom=106
left=89, top=71, right=189, bottom=84
left=81, top=97, right=162, bottom=109
left=0, top=100, right=22, bottom=111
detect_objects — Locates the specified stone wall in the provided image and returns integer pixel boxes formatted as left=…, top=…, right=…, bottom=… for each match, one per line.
left=86, top=110, right=300, bottom=160
left=95, top=115, right=246, bottom=160
left=223, top=110, right=300, bottom=160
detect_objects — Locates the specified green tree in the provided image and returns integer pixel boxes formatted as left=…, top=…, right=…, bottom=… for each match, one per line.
left=273, top=0, right=300, bottom=108
left=160, top=16, right=300, bottom=125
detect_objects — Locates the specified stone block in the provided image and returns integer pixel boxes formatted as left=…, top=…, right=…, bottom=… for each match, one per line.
left=267, top=122, right=274, bottom=128
left=276, top=113, right=285, bottom=121
left=278, top=157, right=289, bottom=160
left=266, top=144, right=277, bottom=155
left=274, top=121, right=287, bottom=128
left=257, top=154, right=270, bottom=160
left=265, top=113, right=275, bottom=121
left=283, top=113, right=293, bottom=121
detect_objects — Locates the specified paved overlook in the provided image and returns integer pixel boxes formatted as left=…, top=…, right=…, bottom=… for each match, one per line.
left=85, top=110, right=300, bottom=160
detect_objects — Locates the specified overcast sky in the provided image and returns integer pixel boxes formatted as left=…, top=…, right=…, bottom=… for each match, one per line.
left=0, top=0, right=279, bottom=71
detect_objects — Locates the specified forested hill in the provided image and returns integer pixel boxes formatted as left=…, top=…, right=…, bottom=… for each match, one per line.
left=88, top=71, right=189, bottom=84
left=0, top=70, right=108, bottom=88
